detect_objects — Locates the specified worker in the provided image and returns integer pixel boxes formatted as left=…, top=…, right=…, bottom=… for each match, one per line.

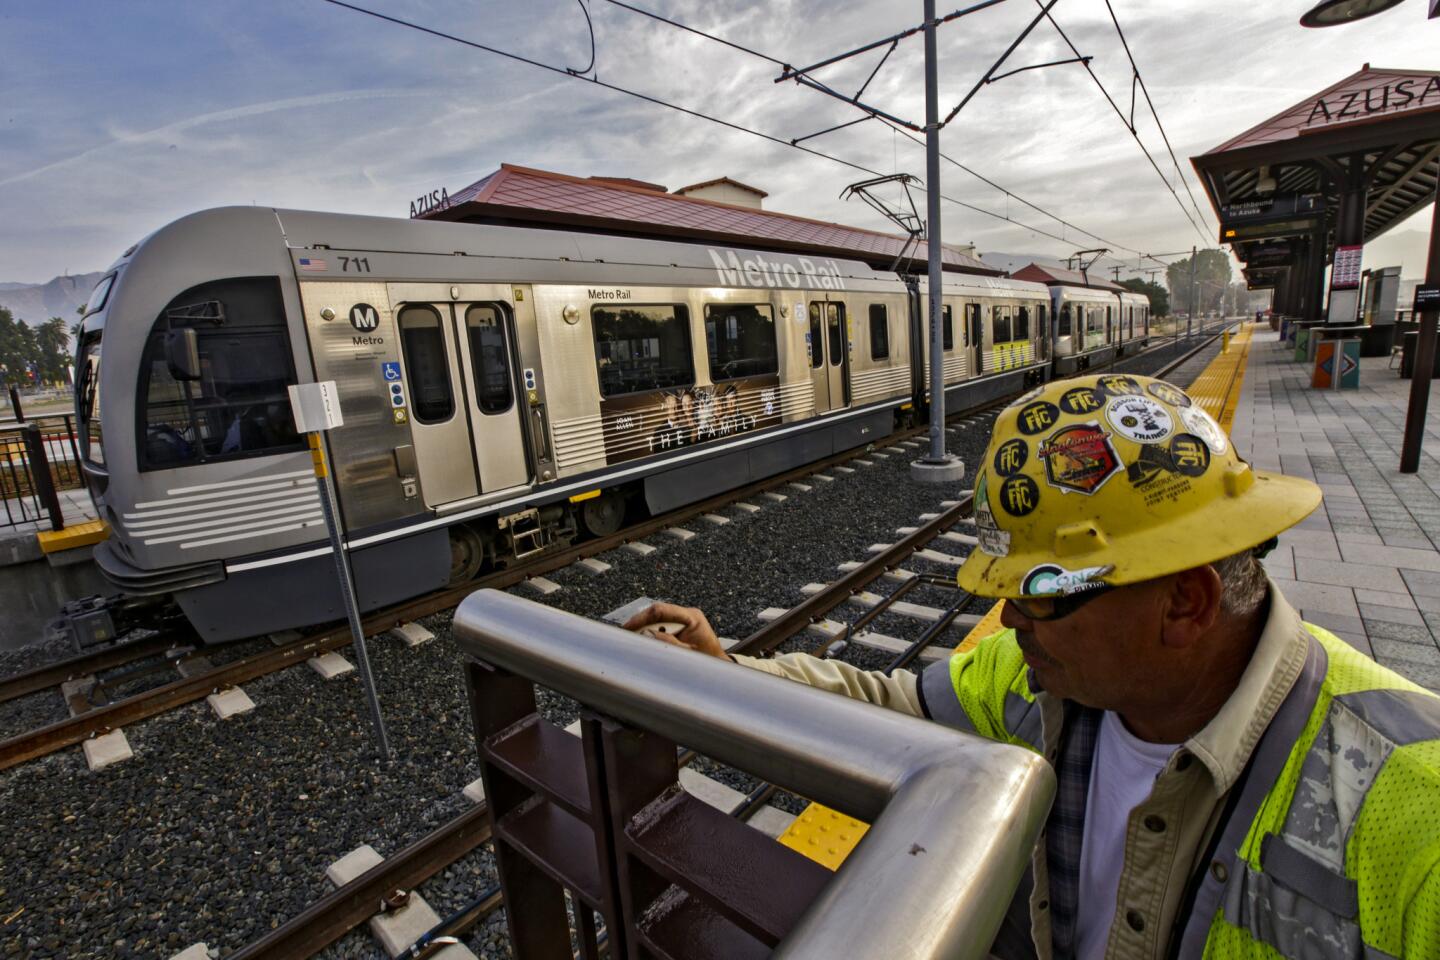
left=626, top=373, right=1440, bottom=959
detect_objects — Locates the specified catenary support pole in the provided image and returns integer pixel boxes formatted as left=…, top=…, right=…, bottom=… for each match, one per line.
left=1400, top=184, right=1440, bottom=474
left=1188, top=246, right=1197, bottom=339
left=911, top=0, right=964, bottom=485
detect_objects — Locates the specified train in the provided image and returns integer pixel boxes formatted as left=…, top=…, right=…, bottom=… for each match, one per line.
left=72, top=206, right=1150, bottom=643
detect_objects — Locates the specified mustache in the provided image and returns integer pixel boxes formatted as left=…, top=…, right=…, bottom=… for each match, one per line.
left=1016, top=631, right=1057, bottom=665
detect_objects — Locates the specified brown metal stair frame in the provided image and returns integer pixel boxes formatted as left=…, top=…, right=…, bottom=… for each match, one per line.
left=465, top=660, right=832, bottom=959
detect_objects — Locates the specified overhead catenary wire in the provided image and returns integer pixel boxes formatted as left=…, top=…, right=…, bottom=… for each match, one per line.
left=319, top=0, right=1141, bottom=261
left=1033, top=0, right=1212, bottom=247
left=1098, top=0, right=1214, bottom=237
left=597, top=0, right=1177, bottom=268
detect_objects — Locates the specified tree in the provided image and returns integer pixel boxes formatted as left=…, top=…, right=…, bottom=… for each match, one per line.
left=1166, top=250, right=1232, bottom=316
left=36, top=317, right=72, bottom=383
left=1118, top=278, right=1169, bottom=317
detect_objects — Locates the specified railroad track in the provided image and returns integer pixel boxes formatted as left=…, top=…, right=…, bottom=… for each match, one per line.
left=207, top=324, right=1234, bottom=959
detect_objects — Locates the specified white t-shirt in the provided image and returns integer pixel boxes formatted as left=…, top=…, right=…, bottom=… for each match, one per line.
left=1074, top=710, right=1179, bottom=960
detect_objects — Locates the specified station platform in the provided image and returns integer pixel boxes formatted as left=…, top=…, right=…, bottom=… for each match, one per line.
left=1230, top=324, right=1440, bottom=695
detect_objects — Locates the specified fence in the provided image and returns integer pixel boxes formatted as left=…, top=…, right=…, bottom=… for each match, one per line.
left=0, top=415, right=86, bottom=531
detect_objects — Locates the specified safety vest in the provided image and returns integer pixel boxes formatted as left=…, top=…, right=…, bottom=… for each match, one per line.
left=920, top=623, right=1440, bottom=958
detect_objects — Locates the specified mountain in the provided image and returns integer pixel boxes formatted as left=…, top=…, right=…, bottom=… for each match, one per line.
left=0, top=272, right=106, bottom=326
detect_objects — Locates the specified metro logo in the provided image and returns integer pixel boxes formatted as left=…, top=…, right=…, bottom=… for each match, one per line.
left=708, top=249, right=846, bottom=291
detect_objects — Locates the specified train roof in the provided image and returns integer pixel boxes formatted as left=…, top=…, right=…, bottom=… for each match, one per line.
left=933, top=273, right=1049, bottom=298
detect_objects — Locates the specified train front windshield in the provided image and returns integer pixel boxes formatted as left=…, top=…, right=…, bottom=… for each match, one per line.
left=77, top=331, right=103, bottom=466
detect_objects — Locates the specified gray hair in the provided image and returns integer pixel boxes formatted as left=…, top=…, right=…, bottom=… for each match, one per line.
left=1211, top=549, right=1270, bottom=617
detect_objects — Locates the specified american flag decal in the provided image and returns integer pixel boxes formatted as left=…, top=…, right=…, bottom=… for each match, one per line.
left=298, top=257, right=327, bottom=271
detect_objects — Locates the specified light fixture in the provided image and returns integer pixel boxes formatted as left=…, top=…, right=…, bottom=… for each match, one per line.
left=1300, top=0, right=1407, bottom=27
left=1256, top=166, right=1278, bottom=194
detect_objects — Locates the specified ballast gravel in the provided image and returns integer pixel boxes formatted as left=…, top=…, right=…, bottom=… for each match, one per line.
left=0, top=336, right=1222, bottom=959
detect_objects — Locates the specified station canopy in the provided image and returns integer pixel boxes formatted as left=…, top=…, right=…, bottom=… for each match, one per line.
left=1010, top=262, right=1125, bottom=291
left=1192, top=65, right=1439, bottom=289
left=418, top=163, right=1000, bottom=276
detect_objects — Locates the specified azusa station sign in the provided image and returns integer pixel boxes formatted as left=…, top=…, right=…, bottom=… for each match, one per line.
left=1306, top=75, right=1440, bottom=127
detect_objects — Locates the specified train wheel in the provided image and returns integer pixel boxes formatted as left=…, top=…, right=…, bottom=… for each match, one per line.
left=581, top=491, right=625, bottom=538
left=447, top=525, right=485, bottom=585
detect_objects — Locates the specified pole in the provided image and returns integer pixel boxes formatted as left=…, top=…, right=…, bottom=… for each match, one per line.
left=8, top=385, right=23, bottom=422
left=308, top=433, right=393, bottom=759
left=1188, top=246, right=1197, bottom=340
left=909, top=0, right=963, bottom=484
left=1400, top=184, right=1440, bottom=473
left=925, top=0, right=945, bottom=464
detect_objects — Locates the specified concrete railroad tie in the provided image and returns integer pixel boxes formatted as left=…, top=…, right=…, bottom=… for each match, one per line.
left=734, top=502, right=762, bottom=514
left=520, top=576, right=562, bottom=595
left=309, top=652, right=355, bottom=680
left=754, top=608, right=947, bottom=663
left=326, top=846, right=478, bottom=959
left=799, top=582, right=982, bottom=629
left=663, top=526, right=697, bottom=541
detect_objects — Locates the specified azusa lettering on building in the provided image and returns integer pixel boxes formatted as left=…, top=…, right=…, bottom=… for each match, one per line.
left=708, top=249, right=846, bottom=291
left=409, top=187, right=450, bottom=218
left=1307, top=77, right=1440, bottom=126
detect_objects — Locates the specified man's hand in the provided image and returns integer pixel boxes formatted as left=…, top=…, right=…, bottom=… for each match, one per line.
left=623, top=602, right=731, bottom=661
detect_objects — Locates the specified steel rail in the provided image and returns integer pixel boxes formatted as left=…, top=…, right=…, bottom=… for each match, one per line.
left=226, top=803, right=493, bottom=960
left=0, top=633, right=175, bottom=705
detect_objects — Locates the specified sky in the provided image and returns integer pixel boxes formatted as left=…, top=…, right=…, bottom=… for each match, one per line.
left=1, top=0, right=1436, bottom=286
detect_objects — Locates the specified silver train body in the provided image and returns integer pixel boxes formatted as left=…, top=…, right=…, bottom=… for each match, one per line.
left=73, top=207, right=1143, bottom=642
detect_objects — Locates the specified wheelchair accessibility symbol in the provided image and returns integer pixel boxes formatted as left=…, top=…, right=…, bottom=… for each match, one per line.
left=382, top=362, right=402, bottom=382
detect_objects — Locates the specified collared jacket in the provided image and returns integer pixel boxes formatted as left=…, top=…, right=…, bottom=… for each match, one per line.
left=736, top=585, right=1440, bottom=958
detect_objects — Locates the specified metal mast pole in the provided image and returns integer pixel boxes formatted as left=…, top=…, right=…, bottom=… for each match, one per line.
left=1400, top=182, right=1440, bottom=473
left=926, top=0, right=945, bottom=461
left=911, top=0, right=964, bottom=484
left=1189, top=246, right=1198, bottom=339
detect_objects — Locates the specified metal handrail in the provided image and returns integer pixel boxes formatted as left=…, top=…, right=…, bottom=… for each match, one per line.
left=453, top=589, right=1056, bottom=960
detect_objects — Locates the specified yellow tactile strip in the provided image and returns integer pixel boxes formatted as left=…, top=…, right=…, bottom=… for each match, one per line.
left=776, top=802, right=871, bottom=871
left=1183, top=323, right=1255, bottom=435
left=36, top=519, right=109, bottom=554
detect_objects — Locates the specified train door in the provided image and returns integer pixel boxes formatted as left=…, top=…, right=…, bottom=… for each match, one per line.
left=808, top=300, right=851, bottom=411
left=966, top=303, right=983, bottom=375
left=392, top=286, right=530, bottom=509
left=1105, top=306, right=1113, bottom=345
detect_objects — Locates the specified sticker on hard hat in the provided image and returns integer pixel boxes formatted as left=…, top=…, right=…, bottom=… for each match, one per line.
left=1180, top=406, right=1228, bottom=455
left=1058, top=386, right=1105, bottom=416
left=1021, top=563, right=1114, bottom=597
left=973, top=470, right=1011, bottom=557
left=1017, top=401, right=1060, bottom=436
left=1126, top=433, right=1211, bottom=488
left=1097, top=375, right=1142, bottom=397
left=1105, top=395, right=1174, bottom=444
left=1000, top=475, right=1040, bottom=517
left=1038, top=423, right=1120, bottom=495
left=1146, top=381, right=1191, bottom=408
left=993, top=438, right=1029, bottom=477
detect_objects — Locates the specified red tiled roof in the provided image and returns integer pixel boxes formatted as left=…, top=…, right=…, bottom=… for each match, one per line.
left=1011, top=263, right=1124, bottom=291
left=673, top=176, right=769, bottom=198
left=1204, top=65, right=1440, bottom=155
left=428, top=164, right=997, bottom=275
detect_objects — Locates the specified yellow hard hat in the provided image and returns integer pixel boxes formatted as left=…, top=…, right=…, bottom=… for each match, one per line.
left=957, top=373, right=1321, bottom=600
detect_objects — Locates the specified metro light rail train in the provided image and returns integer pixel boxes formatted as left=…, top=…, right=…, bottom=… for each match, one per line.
left=72, top=206, right=1151, bottom=643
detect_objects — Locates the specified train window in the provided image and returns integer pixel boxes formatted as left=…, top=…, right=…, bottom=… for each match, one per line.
left=942, top=305, right=954, bottom=351
left=1059, top=304, right=1072, bottom=337
left=1087, top=307, right=1102, bottom=336
left=465, top=304, right=514, bottom=415
left=868, top=304, right=889, bottom=360
left=593, top=304, right=694, bottom=397
left=704, top=303, right=778, bottom=382
left=137, top=277, right=302, bottom=470
left=77, top=331, right=103, bottom=465
left=825, top=303, right=846, bottom=367
left=398, top=305, right=456, bottom=424
left=807, top=303, right=824, bottom=369
left=1015, top=306, right=1031, bottom=341
left=993, top=306, right=1012, bottom=344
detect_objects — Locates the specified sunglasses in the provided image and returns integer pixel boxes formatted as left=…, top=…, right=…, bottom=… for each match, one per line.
left=1008, top=585, right=1114, bottom=622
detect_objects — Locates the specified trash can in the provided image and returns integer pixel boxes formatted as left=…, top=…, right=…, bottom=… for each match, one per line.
left=1313, top=338, right=1360, bottom=390
left=1400, top=329, right=1440, bottom=379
